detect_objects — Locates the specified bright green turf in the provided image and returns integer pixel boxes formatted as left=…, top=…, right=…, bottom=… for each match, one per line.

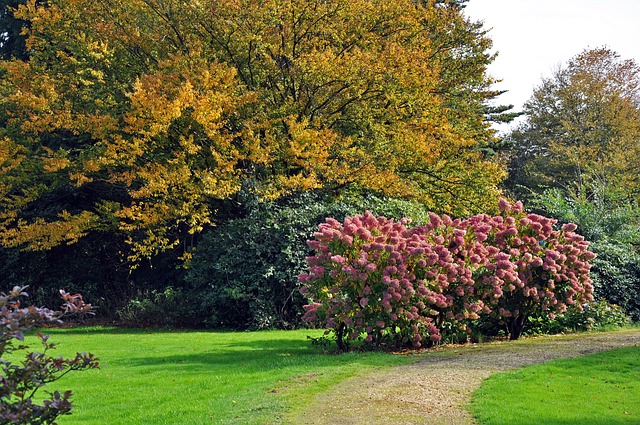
left=18, top=327, right=417, bottom=424
left=471, top=346, right=640, bottom=425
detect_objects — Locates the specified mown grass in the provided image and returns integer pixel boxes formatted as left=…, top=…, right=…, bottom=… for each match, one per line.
left=471, top=345, right=640, bottom=425
left=21, top=327, right=418, bottom=424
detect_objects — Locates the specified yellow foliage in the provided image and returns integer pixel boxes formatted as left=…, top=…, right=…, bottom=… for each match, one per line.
left=0, top=210, right=98, bottom=251
left=0, top=0, right=506, bottom=264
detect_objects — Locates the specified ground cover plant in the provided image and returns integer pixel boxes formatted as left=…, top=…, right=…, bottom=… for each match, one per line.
left=471, top=345, right=640, bottom=425
left=24, top=327, right=417, bottom=425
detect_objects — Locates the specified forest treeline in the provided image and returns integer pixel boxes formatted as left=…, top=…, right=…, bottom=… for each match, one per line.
left=1, top=0, right=639, bottom=331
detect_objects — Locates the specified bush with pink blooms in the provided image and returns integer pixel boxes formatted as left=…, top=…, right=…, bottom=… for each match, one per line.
left=299, top=199, right=596, bottom=350
left=466, top=199, right=596, bottom=339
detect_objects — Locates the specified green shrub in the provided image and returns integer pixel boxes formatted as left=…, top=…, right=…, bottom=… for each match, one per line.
left=185, top=189, right=430, bottom=330
left=588, top=241, right=640, bottom=321
left=577, top=299, right=632, bottom=329
left=116, top=287, right=203, bottom=328
left=523, top=300, right=630, bottom=336
left=533, top=187, right=640, bottom=321
left=470, top=300, right=630, bottom=338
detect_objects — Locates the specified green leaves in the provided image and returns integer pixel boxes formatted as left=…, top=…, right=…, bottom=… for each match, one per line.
left=506, top=48, right=640, bottom=202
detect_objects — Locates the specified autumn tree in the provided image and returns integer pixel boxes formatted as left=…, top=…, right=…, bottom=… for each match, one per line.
left=0, top=0, right=508, bottom=266
left=0, top=0, right=251, bottom=263
left=505, top=48, right=640, bottom=201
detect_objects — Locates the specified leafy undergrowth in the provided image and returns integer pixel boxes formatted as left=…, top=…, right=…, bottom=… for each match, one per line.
left=471, top=345, right=640, bottom=425
left=27, top=327, right=417, bottom=424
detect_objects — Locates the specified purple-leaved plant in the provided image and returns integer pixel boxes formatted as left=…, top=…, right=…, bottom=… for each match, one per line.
left=0, top=287, right=99, bottom=424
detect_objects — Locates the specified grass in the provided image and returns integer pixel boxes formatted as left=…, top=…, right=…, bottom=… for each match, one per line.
left=18, top=327, right=418, bottom=425
left=471, top=345, right=640, bottom=425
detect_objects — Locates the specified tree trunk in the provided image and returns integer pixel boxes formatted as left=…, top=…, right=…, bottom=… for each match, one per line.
left=335, top=322, right=347, bottom=351
left=507, top=314, right=526, bottom=340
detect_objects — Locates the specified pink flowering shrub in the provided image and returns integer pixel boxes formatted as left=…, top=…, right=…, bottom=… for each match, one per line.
left=466, top=199, right=595, bottom=339
left=299, top=212, right=457, bottom=350
left=300, top=199, right=596, bottom=349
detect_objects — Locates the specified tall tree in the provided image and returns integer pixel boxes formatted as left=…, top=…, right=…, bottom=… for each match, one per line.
left=505, top=48, right=640, bottom=201
left=0, top=0, right=508, bottom=264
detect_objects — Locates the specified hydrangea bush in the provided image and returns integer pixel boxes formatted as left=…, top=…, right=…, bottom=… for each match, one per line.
left=300, top=199, right=595, bottom=349
left=466, top=199, right=595, bottom=339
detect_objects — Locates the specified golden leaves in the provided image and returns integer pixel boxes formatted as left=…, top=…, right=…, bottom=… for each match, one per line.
left=0, top=211, right=99, bottom=251
left=0, top=0, right=504, bottom=265
left=40, top=147, right=70, bottom=173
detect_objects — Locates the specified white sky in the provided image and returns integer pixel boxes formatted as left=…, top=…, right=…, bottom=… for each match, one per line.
left=464, top=0, right=640, bottom=131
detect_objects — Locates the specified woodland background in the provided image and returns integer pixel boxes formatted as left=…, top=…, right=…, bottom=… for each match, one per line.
left=1, top=0, right=639, bottom=330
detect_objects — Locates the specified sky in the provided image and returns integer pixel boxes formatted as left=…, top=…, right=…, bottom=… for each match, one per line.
left=463, top=0, right=640, bottom=131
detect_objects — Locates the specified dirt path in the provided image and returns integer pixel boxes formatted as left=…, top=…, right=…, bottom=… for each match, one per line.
left=293, top=329, right=640, bottom=425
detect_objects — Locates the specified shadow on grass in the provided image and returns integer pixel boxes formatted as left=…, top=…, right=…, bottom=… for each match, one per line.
left=36, top=327, right=371, bottom=372
left=40, top=326, right=221, bottom=335
left=114, top=339, right=361, bottom=371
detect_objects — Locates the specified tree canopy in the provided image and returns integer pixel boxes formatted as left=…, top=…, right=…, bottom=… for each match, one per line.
left=505, top=48, right=640, bottom=201
left=0, top=0, right=507, bottom=264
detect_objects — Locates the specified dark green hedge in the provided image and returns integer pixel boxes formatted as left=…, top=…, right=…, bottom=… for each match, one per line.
left=184, top=190, right=430, bottom=329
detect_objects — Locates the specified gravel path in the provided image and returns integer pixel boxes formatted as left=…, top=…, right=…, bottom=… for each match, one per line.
left=293, top=329, right=640, bottom=425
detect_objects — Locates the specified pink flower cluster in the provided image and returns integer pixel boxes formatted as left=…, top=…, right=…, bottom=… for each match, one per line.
left=299, top=199, right=595, bottom=348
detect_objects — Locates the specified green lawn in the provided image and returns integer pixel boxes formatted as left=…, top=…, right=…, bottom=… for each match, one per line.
left=471, top=346, right=640, bottom=425
left=23, top=327, right=416, bottom=424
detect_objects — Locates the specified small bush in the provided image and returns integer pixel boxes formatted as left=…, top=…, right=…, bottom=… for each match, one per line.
left=522, top=300, right=631, bottom=336
left=116, top=287, right=202, bottom=328
left=0, top=287, right=99, bottom=424
left=579, top=300, right=632, bottom=329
